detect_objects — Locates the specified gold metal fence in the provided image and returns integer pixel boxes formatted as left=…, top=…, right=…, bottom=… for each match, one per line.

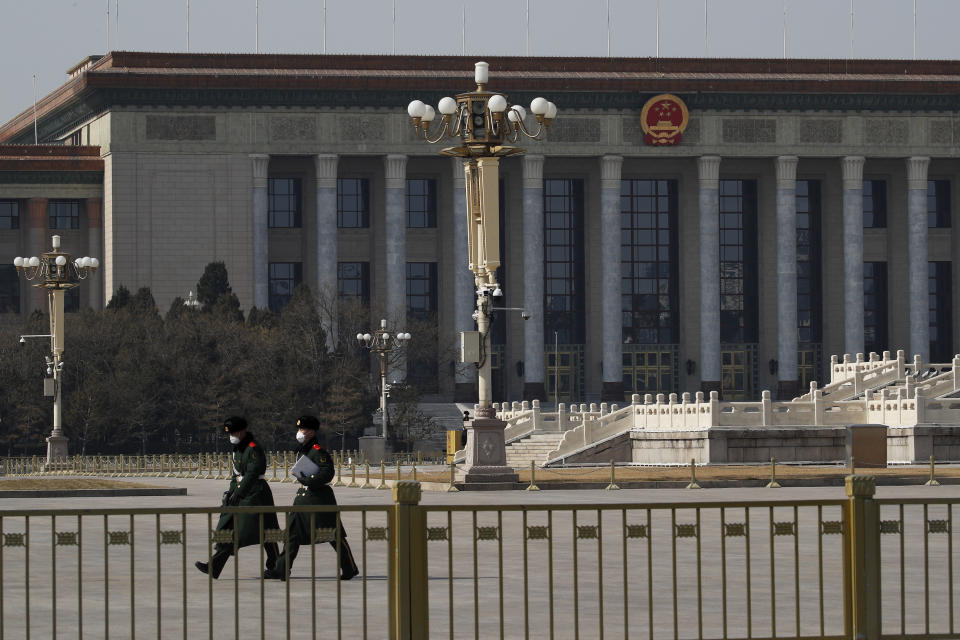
left=0, top=476, right=955, bottom=639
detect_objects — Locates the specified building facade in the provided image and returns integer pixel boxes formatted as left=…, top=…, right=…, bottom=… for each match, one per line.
left=1, top=53, right=958, bottom=404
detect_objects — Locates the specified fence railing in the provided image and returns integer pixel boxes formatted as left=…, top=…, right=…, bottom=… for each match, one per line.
left=0, top=475, right=954, bottom=638
left=0, top=450, right=448, bottom=480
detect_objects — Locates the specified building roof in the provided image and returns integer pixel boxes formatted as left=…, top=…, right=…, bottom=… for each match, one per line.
left=3, top=51, right=960, bottom=144
left=0, top=145, right=103, bottom=172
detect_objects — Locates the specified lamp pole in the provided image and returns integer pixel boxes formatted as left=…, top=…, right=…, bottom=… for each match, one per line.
left=406, top=62, right=557, bottom=482
left=13, top=235, right=99, bottom=467
left=357, top=319, right=411, bottom=439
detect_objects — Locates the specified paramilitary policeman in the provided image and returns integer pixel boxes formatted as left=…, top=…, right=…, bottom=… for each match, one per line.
left=263, top=415, right=359, bottom=581
left=195, top=416, right=281, bottom=579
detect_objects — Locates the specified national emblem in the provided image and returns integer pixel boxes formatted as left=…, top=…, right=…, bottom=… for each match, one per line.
left=640, top=94, right=689, bottom=146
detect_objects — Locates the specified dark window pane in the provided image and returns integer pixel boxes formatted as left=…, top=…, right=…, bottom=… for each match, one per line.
left=930, top=261, right=953, bottom=361
left=268, top=262, right=302, bottom=312
left=406, top=262, right=437, bottom=320
left=928, top=180, right=951, bottom=228
left=406, top=178, right=437, bottom=228
left=544, top=179, right=585, bottom=344
left=268, top=178, right=301, bottom=228
left=0, top=264, right=19, bottom=313
left=337, top=262, right=369, bottom=303
left=863, top=180, right=887, bottom=228
left=0, top=200, right=19, bottom=230
left=863, top=262, right=888, bottom=355
left=796, top=180, right=822, bottom=343
left=48, top=200, right=80, bottom=230
left=338, top=178, right=369, bottom=228
left=719, top=180, right=758, bottom=343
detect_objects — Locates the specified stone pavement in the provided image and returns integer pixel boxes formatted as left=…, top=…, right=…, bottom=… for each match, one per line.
left=0, top=476, right=956, bottom=639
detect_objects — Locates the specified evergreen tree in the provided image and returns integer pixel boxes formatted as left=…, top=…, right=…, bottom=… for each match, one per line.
left=196, top=262, right=232, bottom=308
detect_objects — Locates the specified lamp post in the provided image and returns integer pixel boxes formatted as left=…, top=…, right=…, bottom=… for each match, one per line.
left=357, top=318, right=411, bottom=439
left=406, top=62, right=557, bottom=483
left=13, top=235, right=99, bottom=467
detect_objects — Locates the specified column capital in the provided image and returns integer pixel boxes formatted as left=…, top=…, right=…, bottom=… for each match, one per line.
left=698, top=155, right=721, bottom=188
left=775, top=155, right=799, bottom=190
left=315, top=154, right=338, bottom=189
left=906, top=156, right=931, bottom=191
left=600, top=155, right=623, bottom=187
left=250, top=153, right=269, bottom=189
left=522, top=154, right=544, bottom=189
left=841, top=156, right=865, bottom=190
left=384, top=153, right=407, bottom=190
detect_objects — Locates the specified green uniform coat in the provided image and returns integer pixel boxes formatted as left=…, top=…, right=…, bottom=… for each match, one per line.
left=215, top=432, right=281, bottom=547
left=286, top=438, right=346, bottom=544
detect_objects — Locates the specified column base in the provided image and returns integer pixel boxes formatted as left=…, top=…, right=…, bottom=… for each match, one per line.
left=453, top=382, right=476, bottom=403
left=601, top=381, right=624, bottom=403
left=776, top=380, right=800, bottom=401
left=701, top=381, right=721, bottom=397
left=43, top=434, right=69, bottom=472
left=459, top=417, right=519, bottom=484
left=523, top=382, right=547, bottom=402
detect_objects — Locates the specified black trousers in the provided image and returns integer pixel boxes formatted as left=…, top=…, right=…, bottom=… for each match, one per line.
left=277, top=535, right=358, bottom=577
left=208, top=541, right=280, bottom=579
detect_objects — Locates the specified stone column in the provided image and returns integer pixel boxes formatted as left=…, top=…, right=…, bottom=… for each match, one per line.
left=907, top=156, right=931, bottom=362
left=452, top=158, right=477, bottom=401
left=775, top=156, right=799, bottom=399
left=600, top=155, right=623, bottom=401
left=85, top=198, right=103, bottom=310
left=315, top=154, right=338, bottom=348
left=250, top=154, right=270, bottom=310
left=27, top=198, right=48, bottom=314
left=698, top=156, right=721, bottom=393
left=842, top=156, right=866, bottom=356
left=522, top=154, right=546, bottom=400
left=384, top=154, right=407, bottom=380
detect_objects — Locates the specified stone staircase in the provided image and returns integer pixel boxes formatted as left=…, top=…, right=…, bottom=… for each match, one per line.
left=505, top=432, right=566, bottom=469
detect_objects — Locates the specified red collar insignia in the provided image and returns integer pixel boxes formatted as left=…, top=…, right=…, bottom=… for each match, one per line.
left=248, top=441, right=256, bottom=447
left=312, top=444, right=321, bottom=450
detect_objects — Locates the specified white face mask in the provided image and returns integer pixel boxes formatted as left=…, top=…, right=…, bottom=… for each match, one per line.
left=228, top=435, right=241, bottom=445
left=295, top=432, right=306, bottom=443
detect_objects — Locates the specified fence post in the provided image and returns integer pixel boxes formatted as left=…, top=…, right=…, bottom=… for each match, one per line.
left=843, top=475, right=881, bottom=640
left=390, top=481, right=428, bottom=640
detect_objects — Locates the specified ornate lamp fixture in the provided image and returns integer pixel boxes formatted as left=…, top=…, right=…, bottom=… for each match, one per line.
left=12, top=235, right=98, bottom=467
left=357, top=319, right=412, bottom=439
left=406, top=62, right=557, bottom=419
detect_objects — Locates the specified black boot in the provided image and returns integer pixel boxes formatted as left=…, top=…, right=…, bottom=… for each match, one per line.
left=264, top=542, right=299, bottom=580
left=197, top=546, right=232, bottom=579
left=264, top=542, right=280, bottom=572
left=337, top=539, right=359, bottom=581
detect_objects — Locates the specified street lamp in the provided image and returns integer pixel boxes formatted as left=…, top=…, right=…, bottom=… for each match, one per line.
left=406, top=62, right=557, bottom=483
left=13, top=235, right=98, bottom=467
left=357, top=318, right=411, bottom=439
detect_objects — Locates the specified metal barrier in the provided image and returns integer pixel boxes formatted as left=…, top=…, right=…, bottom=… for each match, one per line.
left=0, top=476, right=955, bottom=638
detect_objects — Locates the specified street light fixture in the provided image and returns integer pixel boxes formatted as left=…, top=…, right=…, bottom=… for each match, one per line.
left=407, top=62, right=557, bottom=483
left=356, top=318, right=411, bottom=440
left=13, top=235, right=98, bottom=467
left=406, top=61, right=557, bottom=419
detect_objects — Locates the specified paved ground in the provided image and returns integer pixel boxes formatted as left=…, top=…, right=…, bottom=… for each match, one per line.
left=0, top=475, right=957, bottom=639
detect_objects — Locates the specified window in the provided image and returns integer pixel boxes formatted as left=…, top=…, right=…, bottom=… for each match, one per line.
left=863, top=262, right=888, bottom=356
left=863, top=180, right=886, bottom=228
left=0, top=200, right=18, bottom=230
left=0, top=265, right=19, bottom=313
left=797, top=180, right=822, bottom=344
left=621, top=179, right=678, bottom=345
left=406, top=179, right=436, bottom=228
left=64, top=288, right=80, bottom=313
left=930, top=262, right=953, bottom=362
left=268, top=262, right=302, bottom=312
left=719, top=180, right=758, bottom=343
left=337, top=178, right=369, bottom=228
left=268, top=178, right=301, bottom=228
left=406, top=262, right=437, bottom=320
left=49, top=200, right=80, bottom=230
left=544, top=179, right=586, bottom=344
left=337, top=262, right=369, bottom=303
left=928, top=180, right=951, bottom=228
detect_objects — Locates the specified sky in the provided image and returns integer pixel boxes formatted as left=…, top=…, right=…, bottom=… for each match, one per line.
left=2, top=0, right=960, bottom=125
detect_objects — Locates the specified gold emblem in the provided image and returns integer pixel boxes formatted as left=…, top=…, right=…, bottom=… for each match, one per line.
left=640, top=94, right=689, bottom=146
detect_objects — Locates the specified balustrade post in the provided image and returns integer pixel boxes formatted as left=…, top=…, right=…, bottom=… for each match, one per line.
left=842, top=475, right=881, bottom=640
left=761, top=390, right=773, bottom=426
left=389, top=481, right=428, bottom=640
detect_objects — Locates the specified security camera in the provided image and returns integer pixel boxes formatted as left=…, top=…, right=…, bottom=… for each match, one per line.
left=19, top=336, right=25, bottom=347
left=521, top=312, right=530, bottom=320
